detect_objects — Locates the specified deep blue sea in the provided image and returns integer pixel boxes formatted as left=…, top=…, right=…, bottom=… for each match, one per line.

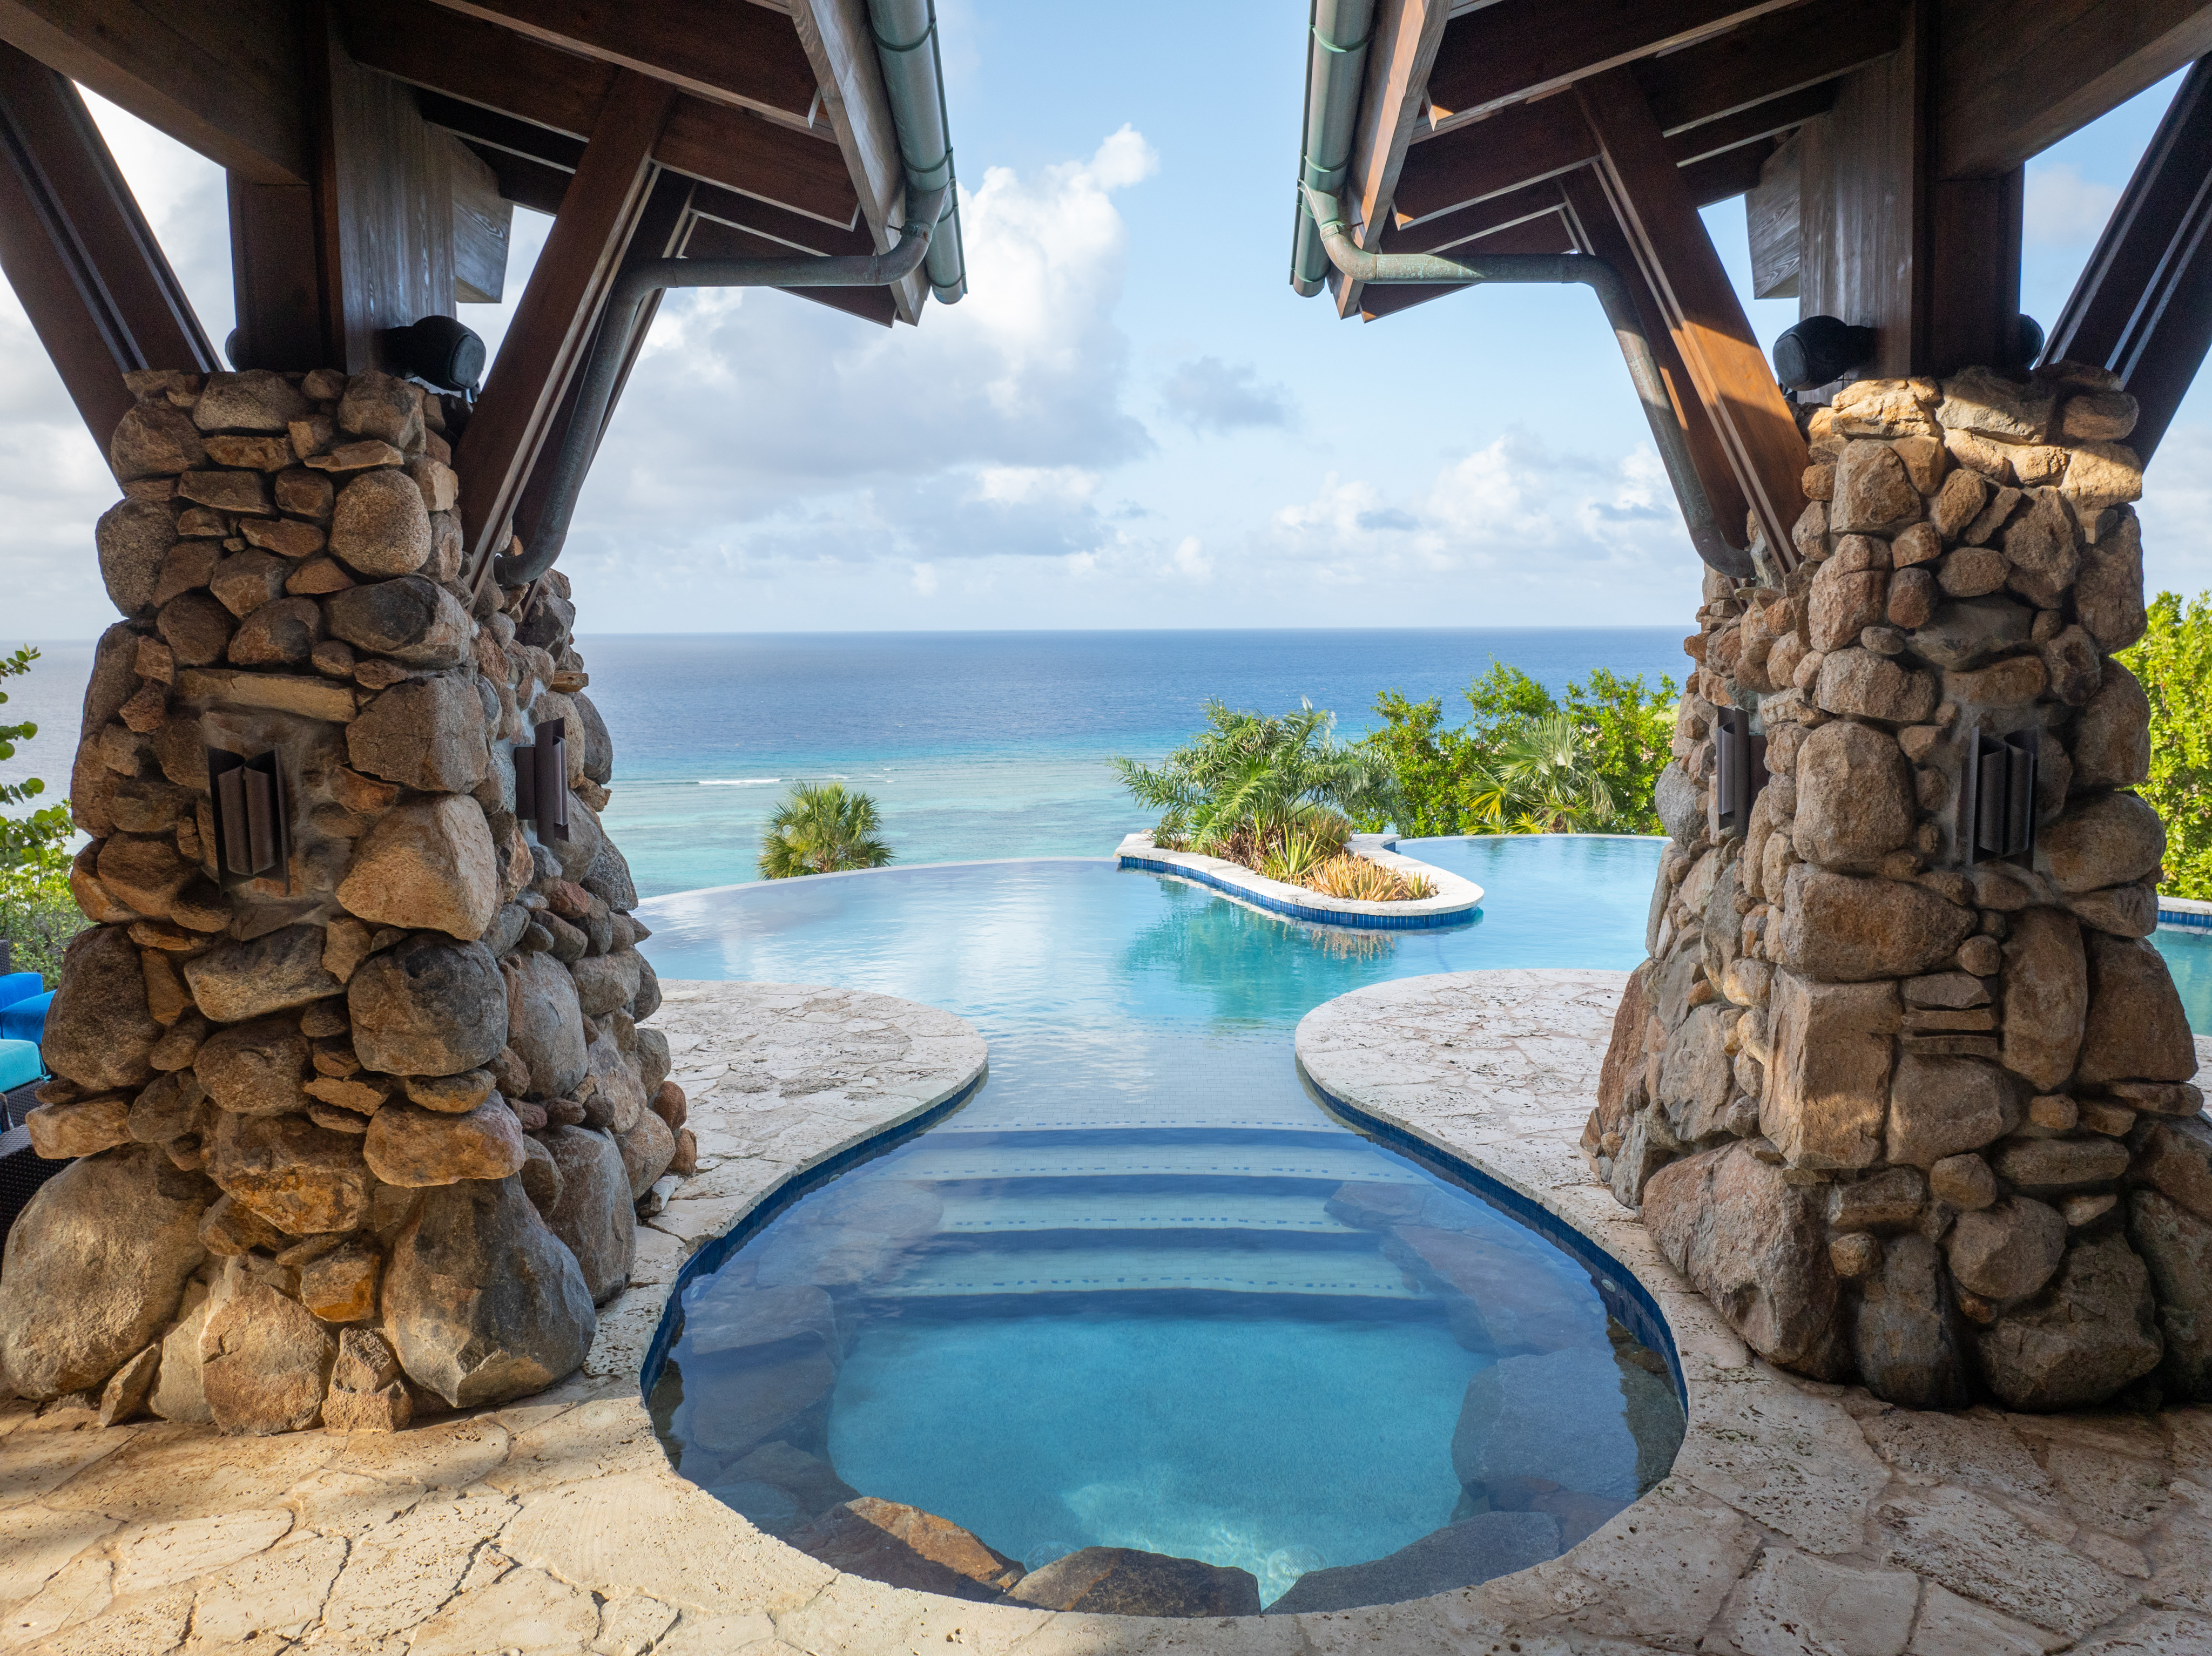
left=577, top=630, right=1686, bottom=896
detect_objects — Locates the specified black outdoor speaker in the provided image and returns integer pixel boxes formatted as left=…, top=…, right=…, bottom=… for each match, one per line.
left=382, top=315, right=487, bottom=391
left=1773, top=315, right=1878, bottom=389
left=1961, top=727, right=2039, bottom=865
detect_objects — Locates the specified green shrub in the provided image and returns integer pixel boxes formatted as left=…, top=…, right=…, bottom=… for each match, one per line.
left=2124, top=591, right=2212, bottom=899
left=758, top=782, right=893, bottom=878
left=0, top=847, right=82, bottom=986
left=1, top=645, right=81, bottom=981
left=1355, top=662, right=1677, bottom=836
left=1113, top=700, right=1397, bottom=856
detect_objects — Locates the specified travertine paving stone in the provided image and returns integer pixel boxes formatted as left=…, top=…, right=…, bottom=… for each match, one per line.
left=2, top=968, right=2205, bottom=1652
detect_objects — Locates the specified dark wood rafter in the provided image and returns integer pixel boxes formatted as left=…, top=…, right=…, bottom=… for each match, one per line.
left=1392, top=0, right=1905, bottom=226
left=340, top=0, right=859, bottom=227
left=1939, top=0, right=2212, bottom=178
left=422, top=0, right=818, bottom=124
left=1425, top=0, right=1799, bottom=132
left=0, top=36, right=215, bottom=445
left=2044, top=54, right=2212, bottom=461
left=456, top=67, right=676, bottom=576
left=1560, top=166, right=1755, bottom=555
left=508, top=167, right=692, bottom=556
left=0, top=0, right=308, bottom=181
left=1577, top=67, right=1809, bottom=558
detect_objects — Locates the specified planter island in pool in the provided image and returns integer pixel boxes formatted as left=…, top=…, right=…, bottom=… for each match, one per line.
left=1115, top=832, right=1484, bottom=930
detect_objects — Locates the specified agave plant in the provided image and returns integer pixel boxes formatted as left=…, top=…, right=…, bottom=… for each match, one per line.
left=1259, top=817, right=1348, bottom=885
left=1465, top=711, right=1620, bottom=834
left=757, top=782, right=894, bottom=879
left=1307, top=853, right=1433, bottom=902
left=1114, top=701, right=1399, bottom=860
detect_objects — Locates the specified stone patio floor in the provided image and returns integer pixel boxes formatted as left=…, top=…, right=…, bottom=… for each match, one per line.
left=1, top=971, right=2208, bottom=1654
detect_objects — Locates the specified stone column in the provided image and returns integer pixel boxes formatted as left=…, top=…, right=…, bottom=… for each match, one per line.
left=0, top=368, right=693, bottom=1434
left=1584, top=365, right=2209, bottom=1412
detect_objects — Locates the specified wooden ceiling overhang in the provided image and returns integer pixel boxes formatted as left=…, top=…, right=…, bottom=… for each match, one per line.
left=0, top=0, right=968, bottom=580
left=1291, top=0, right=2212, bottom=567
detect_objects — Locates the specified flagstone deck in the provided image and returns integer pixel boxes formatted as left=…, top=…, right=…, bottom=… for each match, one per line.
left=1, top=971, right=2207, bottom=1654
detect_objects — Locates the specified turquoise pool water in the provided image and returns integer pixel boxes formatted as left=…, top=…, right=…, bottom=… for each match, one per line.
left=638, top=837, right=1680, bottom=1609
left=2153, top=927, right=2212, bottom=1032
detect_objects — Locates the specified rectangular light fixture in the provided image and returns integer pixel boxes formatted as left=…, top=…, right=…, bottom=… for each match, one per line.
left=1711, top=706, right=1768, bottom=837
left=513, top=718, right=570, bottom=841
left=1961, top=727, right=2038, bottom=864
left=205, top=748, right=291, bottom=890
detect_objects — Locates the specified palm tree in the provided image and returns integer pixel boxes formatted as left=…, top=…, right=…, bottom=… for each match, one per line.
left=757, top=782, right=894, bottom=878
left=1112, top=699, right=1398, bottom=856
left=1466, top=712, right=1620, bottom=833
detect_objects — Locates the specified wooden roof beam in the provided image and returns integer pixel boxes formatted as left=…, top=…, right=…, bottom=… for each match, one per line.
left=422, top=0, right=820, bottom=129
left=456, top=68, right=673, bottom=576
left=2042, top=55, right=2212, bottom=459
left=342, top=0, right=860, bottom=227
left=0, top=37, right=217, bottom=447
left=1939, top=0, right=2212, bottom=178
left=1394, top=0, right=1903, bottom=226
left=1643, top=0, right=1904, bottom=132
left=1425, top=0, right=1799, bottom=135
left=1579, top=66, right=1809, bottom=560
left=0, top=0, right=308, bottom=181
left=1560, top=165, right=1753, bottom=557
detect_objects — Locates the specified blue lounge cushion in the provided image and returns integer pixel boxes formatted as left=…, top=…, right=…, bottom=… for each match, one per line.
left=0, top=1039, right=41, bottom=1094
left=0, top=990, right=52, bottom=1046
left=0, top=971, right=42, bottom=1010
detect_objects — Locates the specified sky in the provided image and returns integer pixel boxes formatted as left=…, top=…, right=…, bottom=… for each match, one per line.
left=4, top=0, right=2210, bottom=637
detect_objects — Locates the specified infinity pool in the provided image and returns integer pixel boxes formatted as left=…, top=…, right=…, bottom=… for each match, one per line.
left=638, top=836, right=1681, bottom=1610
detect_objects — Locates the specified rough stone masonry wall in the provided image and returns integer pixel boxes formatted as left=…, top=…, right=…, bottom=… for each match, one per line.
left=0, top=366, right=695, bottom=1435
left=1581, top=363, right=2212, bottom=1415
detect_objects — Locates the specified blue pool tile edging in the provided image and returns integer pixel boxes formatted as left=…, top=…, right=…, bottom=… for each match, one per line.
left=2161, top=896, right=2212, bottom=932
left=638, top=1070, right=987, bottom=1405
left=1298, top=1060, right=1688, bottom=1413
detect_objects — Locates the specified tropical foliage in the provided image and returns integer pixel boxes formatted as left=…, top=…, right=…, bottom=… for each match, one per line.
left=2124, top=591, right=2212, bottom=899
left=1, top=646, right=83, bottom=983
left=1111, top=699, right=1399, bottom=860
left=757, top=782, right=894, bottom=879
left=1354, top=663, right=1677, bottom=836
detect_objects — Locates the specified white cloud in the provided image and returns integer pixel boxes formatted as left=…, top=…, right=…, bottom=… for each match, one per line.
left=2139, top=423, right=2212, bottom=597
left=1170, top=535, right=1210, bottom=580
left=910, top=562, right=940, bottom=596
left=549, top=125, right=1166, bottom=614
left=2026, top=163, right=2121, bottom=248
left=974, top=465, right=1100, bottom=506
left=1160, top=356, right=1291, bottom=432
left=1260, top=435, right=1698, bottom=589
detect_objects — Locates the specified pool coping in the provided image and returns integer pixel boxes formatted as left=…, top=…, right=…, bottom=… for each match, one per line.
left=1115, top=831, right=1485, bottom=929
left=2160, top=893, right=2212, bottom=932
left=10, top=971, right=2207, bottom=1654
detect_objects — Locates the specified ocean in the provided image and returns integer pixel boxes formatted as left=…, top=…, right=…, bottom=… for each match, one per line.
left=2, top=628, right=1688, bottom=897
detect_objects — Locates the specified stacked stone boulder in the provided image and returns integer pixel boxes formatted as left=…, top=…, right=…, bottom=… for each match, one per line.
left=0, top=367, right=696, bottom=1435
left=1582, top=363, right=2210, bottom=1413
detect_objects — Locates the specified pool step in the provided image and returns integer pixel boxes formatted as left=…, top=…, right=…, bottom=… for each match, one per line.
left=870, top=1242, right=1421, bottom=1300
left=889, top=1138, right=1426, bottom=1185
left=932, top=1188, right=1358, bottom=1235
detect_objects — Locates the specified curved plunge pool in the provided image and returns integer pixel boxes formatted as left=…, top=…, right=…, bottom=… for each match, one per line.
left=637, top=835, right=1683, bottom=1611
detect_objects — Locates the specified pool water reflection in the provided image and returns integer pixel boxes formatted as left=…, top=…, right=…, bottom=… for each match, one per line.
left=639, top=837, right=1683, bottom=1611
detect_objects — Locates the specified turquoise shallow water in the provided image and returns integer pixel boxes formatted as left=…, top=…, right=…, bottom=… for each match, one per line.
left=641, top=838, right=1683, bottom=1608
